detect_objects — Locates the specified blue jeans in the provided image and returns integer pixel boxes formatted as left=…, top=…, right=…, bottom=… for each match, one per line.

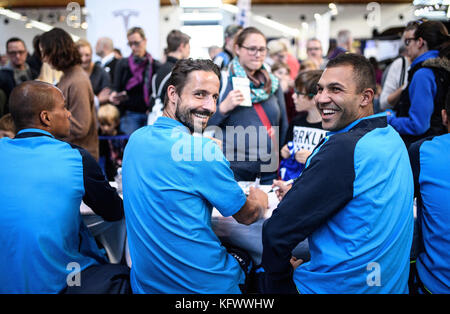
left=120, top=111, right=147, bottom=135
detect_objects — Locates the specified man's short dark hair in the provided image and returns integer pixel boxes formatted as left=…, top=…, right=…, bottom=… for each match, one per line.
left=224, top=24, right=243, bottom=39
left=295, top=70, right=323, bottom=100
left=40, top=28, right=81, bottom=71
left=164, top=58, right=220, bottom=107
left=6, top=37, right=26, bottom=51
left=166, top=30, right=190, bottom=54
left=326, top=53, right=377, bottom=94
left=9, top=81, right=58, bottom=131
left=404, top=20, right=422, bottom=32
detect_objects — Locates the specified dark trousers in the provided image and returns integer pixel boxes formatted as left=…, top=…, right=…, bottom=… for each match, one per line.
left=223, top=242, right=269, bottom=294
left=62, top=263, right=132, bottom=294
left=408, top=261, right=431, bottom=295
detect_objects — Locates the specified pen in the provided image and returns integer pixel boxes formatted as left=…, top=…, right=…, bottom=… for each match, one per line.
left=268, top=179, right=294, bottom=193
left=254, top=174, right=261, bottom=189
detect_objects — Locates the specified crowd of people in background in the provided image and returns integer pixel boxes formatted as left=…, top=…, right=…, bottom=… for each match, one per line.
left=0, top=18, right=449, bottom=294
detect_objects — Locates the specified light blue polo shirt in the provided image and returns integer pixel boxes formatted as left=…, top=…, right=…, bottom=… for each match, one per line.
left=122, top=117, right=247, bottom=293
left=412, top=134, right=450, bottom=293
left=0, top=129, right=107, bottom=293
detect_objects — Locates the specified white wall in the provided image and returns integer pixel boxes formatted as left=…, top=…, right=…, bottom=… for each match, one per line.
left=85, top=0, right=160, bottom=61
left=0, top=10, right=85, bottom=55
left=249, top=3, right=415, bottom=39
left=158, top=3, right=416, bottom=59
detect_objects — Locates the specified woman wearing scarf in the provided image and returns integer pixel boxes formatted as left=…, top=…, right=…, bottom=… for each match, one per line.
left=208, top=27, right=288, bottom=184
left=110, top=27, right=160, bottom=135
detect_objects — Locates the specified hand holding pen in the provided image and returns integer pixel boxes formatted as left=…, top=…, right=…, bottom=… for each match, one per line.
left=270, top=179, right=294, bottom=201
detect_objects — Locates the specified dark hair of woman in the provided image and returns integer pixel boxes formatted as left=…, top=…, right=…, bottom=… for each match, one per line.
left=414, top=21, right=450, bottom=58
left=40, top=27, right=81, bottom=71
left=234, top=26, right=265, bottom=49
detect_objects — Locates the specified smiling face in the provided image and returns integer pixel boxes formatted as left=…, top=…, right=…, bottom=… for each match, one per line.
left=315, top=65, right=366, bottom=131
left=171, top=70, right=220, bottom=133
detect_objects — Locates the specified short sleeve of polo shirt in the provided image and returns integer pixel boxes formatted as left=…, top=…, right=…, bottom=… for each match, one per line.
left=193, top=138, right=246, bottom=217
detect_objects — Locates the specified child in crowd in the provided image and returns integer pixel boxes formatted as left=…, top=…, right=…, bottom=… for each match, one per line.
left=97, top=104, right=129, bottom=181
left=271, top=62, right=297, bottom=123
left=0, top=113, right=16, bottom=139
left=279, top=70, right=327, bottom=180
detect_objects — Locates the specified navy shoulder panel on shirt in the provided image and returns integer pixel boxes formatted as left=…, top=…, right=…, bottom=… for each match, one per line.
left=69, top=143, right=124, bottom=221
left=261, top=115, right=387, bottom=292
left=268, top=115, right=388, bottom=243
left=408, top=135, right=435, bottom=197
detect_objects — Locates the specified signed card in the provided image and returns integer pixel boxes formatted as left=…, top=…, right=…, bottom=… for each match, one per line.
left=232, top=77, right=252, bottom=107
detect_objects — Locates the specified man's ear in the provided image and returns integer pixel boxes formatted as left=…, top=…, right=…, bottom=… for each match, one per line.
left=166, top=85, right=178, bottom=104
left=163, top=85, right=178, bottom=115
left=39, top=110, right=51, bottom=127
left=417, top=37, right=426, bottom=50
left=360, top=88, right=375, bottom=109
left=442, top=109, right=448, bottom=127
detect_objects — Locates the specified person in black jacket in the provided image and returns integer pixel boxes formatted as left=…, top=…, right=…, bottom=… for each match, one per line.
left=148, top=29, right=190, bottom=125
left=109, top=27, right=160, bottom=135
left=0, top=37, right=39, bottom=111
left=95, top=37, right=119, bottom=83
left=76, top=39, right=111, bottom=107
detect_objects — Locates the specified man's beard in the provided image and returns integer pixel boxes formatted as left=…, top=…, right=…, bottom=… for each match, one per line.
left=175, top=99, right=212, bottom=134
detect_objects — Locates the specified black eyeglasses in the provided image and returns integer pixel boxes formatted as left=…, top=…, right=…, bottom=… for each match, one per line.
left=7, top=50, right=26, bottom=56
left=240, top=45, right=269, bottom=56
left=404, top=37, right=417, bottom=46
left=294, top=89, right=315, bottom=98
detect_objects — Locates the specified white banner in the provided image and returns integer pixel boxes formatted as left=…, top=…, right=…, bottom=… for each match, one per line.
left=236, top=0, right=251, bottom=27
left=85, top=0, right=160, bottom=60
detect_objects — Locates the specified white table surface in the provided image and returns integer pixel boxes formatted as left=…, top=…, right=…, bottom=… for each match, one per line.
left=81, top=181, right=309, bottom=266
left=211, top=182, right=310, bottom=265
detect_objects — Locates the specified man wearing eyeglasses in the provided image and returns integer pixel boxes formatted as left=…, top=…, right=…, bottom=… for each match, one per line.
left=109, top=27, right=161, bottom=135
left=305, top=38, right=327, bottom=70
left=379, top=24, right=414, bottom=111
left=0, top=37, right=39, bottom=111
left=213, top=24, right=242, bottom=71
left=389, top=20, right=450, bottom=148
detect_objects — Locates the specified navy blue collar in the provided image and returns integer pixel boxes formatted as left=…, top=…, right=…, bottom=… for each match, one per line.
left=326, top=112, right=387, bottom=137
left=15, top=128, right=54, bottom=139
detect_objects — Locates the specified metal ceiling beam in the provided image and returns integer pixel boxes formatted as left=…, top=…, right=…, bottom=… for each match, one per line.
left=0, top=0, right=412, bottom=9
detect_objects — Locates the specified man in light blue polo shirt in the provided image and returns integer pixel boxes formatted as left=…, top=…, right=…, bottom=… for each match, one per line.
left=0, top=81, right=127, bottom=293
left=122, top=59, right=268, bottom=294
left=408, top=90, right=450, bottom=294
